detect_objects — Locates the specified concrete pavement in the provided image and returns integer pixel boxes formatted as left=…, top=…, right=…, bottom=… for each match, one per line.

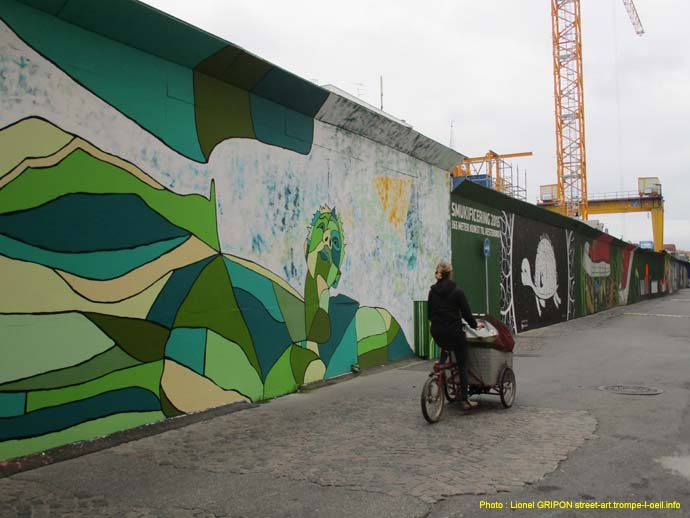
left=1, top=290, right=689, bottom=517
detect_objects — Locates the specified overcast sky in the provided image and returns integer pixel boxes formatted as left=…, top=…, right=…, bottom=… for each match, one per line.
left=142, top=0, right=689, bottom=250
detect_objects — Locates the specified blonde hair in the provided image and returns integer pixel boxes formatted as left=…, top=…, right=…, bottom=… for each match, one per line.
left=435, top=261, right=452, bottom=279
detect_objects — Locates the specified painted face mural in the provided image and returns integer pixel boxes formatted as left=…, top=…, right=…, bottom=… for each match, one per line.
left=305, top=206, right=344, bottom=288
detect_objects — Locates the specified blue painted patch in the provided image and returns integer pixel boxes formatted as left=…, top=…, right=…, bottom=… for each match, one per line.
left=251, top=233, right=265, bottom=254
left=0, top=387, right=160, bottom=441
left=164, top=328, right=207, bottom=374
left=0, top=233, right=189, bottom=280
left=147, top=256, right=216, bottom=327
left=0, top=392, right=25, bottom=418
left=0, top=193, right=190, bottom=253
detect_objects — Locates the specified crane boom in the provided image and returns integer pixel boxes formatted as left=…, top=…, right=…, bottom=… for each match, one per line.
left=622, top=0, right=645, bottom=35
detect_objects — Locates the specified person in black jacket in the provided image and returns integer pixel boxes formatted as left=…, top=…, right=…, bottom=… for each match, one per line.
left=428, top=261, right=484, bottom=410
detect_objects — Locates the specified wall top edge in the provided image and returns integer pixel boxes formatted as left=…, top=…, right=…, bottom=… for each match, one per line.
left=10, top=0, right=464, bottom=171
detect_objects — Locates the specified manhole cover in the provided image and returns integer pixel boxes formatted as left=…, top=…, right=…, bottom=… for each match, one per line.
left=598, top=385, right=664, bottom=395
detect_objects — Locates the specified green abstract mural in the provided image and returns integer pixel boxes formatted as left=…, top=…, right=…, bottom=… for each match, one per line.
left=0, top=118, right=410, bottom=461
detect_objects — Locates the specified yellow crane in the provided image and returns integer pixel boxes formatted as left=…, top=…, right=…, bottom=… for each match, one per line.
left=540, top=0, right=663, bottom=249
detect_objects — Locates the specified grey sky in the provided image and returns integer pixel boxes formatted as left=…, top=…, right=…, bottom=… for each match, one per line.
left=142, top=0, right=690, bottom=250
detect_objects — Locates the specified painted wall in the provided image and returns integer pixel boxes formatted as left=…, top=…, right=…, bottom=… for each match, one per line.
left=0, top=1, right=455, bottom=461
left=451, top=182, right=685, bottom=334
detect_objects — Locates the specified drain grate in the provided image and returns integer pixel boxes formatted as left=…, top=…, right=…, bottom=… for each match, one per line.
left=598, top=385, right=664, bottom=396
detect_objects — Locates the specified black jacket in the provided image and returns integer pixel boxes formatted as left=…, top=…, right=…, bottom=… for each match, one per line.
left=427, top=278, right=478, bottom=348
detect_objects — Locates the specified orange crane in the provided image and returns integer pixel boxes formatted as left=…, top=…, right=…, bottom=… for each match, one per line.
left=548, top=0, right=644, bottom=220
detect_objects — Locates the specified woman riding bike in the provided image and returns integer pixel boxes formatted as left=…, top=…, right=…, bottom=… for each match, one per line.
left=427, top=262, right=484, bottom=411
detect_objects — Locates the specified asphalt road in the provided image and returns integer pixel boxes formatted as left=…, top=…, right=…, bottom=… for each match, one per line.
left=1, top=290, right=689, bottom=517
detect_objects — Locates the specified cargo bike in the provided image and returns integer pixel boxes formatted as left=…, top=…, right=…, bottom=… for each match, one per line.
left=421, top=315, right=516, bottom=423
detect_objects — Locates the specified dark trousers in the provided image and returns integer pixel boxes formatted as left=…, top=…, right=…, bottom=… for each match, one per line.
left=440, top=341, right=469, bottom=402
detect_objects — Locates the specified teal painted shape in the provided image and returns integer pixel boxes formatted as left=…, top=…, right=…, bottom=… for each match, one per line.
left=49, top=0, right=226, bottom=68
left=324, top=319, right=358, bottom=378
left=147, top=256, right=216, bottom=328
left=0, top=233, right=189, bottom=280
left=164, top=328, right=206, bottom=374
left=0, top=392, right=25, bottom=418
left=252, top=67, right=329, bottom=117
left=0, top=193, right=189, bottom=253
left=2, top=1, right=205, bottom=161
left=223, top=258, right=284, bottom=322
left=250, top=94, right=313, bottom=155
left=387, top=328, right=412, bottom=362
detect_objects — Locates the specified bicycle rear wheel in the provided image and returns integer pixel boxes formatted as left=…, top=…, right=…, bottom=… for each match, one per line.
left=421, top=376, right=445, bottom=423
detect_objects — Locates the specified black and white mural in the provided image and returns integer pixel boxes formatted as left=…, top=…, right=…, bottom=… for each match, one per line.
left=510, top=215, right=569, bottom=331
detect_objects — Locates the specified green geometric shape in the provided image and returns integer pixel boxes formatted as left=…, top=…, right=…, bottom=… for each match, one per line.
left=357, top=332, right=388, bottom=357
left=324, top=320, right=358, bottom=379
left=0, top=117, right=72, bottom=175
left=193, top=71, right=255, bottom=159
left=224, top=258, right=283, bottom=322
left=84, top=313, right=169, bottom=363
left=0, top=410, right=165, bottom=462
left=1, top=1, right=209, bottom=161
left=0, top=148, right=219, bottom=250
left=0, top=313, right=114, bottom=385
left=26, top=361, right=163, bottom=412
left=386, top=317, right=401, bottom=344
left=274, top=284, right=306, bottom=343
left=160, top=386, right=183, bottom=418
left=263, top=346, right=297, bottom=400
left=358, top=347, right=388, bottom=369
left=0, top=232, right=188, bottom=281
left=290, top=344, right=318, bottom=386
left=250, top=94, right=313, bottom=155
left=0, top=392, right=26, bottom=418
left=164, top=328, right=206, bottom=374
left=174, top=257, right=259, bottom=375
left=355, top=306, right=386, bottom=341
left=195, top=46, right=272, bottom=91
left=0, top=346, right=140, bottom=391
left=307, top=307, right=330, bottom=343
left=203, top=330, right=263, bottom=402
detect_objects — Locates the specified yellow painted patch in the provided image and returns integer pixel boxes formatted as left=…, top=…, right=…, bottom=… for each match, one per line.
left=303, top=358, right=326, bottom=384
left=0, top=255, right=168, bottom=318
left=373, top=176, right=412, bottom=229
left=161, top=359, right=248, bottom=413
left=57, top=237, right=217, bottom=302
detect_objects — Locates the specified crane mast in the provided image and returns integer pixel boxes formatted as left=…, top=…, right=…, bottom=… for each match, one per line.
left=551, top=0, right=588, bottom=219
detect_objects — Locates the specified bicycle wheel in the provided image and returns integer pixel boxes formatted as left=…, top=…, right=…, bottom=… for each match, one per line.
left=444, top=371, right=459, bottom=402
left=499, top=367, right=516, bottom=408
left=421, top=376, right=445, bottom=423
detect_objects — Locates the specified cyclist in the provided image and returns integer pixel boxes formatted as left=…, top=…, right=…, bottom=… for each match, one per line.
left=427, top=261, right=484, bottom=411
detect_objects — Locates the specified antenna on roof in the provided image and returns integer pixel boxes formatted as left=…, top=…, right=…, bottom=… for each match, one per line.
left=380, top=76, right=384, bottom=110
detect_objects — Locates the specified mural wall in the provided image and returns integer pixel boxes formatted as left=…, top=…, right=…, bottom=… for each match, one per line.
left=451, top=182, right=686, bottom=334
left=0, top=1, right=455, bottom=461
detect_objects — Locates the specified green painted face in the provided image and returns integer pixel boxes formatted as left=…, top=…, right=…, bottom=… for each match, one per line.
left=305, top=206, right=344, bottom=288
